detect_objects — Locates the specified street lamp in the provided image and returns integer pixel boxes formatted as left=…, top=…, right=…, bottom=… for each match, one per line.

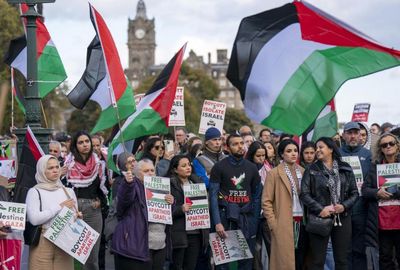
left=7, top=0, right=55, bottom=154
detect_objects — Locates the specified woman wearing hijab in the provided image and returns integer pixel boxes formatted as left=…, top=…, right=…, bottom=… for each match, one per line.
left=26, top=155, right=79, bottom=270
left=262, top=139, right=306, bottom=270
left=65, top=131, right=106, bottom=270
left=300, top=137, right=358, bottom=270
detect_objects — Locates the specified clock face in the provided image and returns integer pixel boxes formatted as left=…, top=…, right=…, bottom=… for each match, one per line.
left=135, top=29, right=145, bottom=39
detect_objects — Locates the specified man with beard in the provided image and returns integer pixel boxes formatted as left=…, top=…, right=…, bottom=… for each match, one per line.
left=340, top=122, right=372, bottom=270
left=193, top=127, right=226, bottom=189
left=209, top=134, right=261, bottom=270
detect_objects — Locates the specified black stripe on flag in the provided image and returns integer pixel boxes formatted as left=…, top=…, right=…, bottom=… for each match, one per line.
left=188, top=196, right=207, bottom=201
left=226, top=3, right=298, bottom=100
left=3, top=35, right=26, bottom=66
left=67, top=36, right=106, bottom=109
left=147, top=188, right=169, bottom=195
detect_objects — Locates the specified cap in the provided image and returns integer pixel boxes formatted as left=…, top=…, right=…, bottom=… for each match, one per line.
left=205, top=127, right=221, bottom=141
left=271, top=130, right=283, bottom=136
left=343, top=122, right=360, bottom=131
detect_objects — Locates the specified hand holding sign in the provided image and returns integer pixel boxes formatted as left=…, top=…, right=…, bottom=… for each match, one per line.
left=377, top=187, right=392, bottom=200
left=182, top=203, right=192, bottom=213
left=60, top=199, right=75, bottom=209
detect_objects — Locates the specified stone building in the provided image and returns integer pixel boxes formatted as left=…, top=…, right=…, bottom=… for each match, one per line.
left=126, top=0, right=243, bottom=109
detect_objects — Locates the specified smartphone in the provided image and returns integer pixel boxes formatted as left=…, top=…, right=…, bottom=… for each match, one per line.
left=164, top=140, right=174, bottom=152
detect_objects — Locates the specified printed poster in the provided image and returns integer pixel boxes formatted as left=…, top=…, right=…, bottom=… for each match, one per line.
left=44, top=207, right=100, bottom=264
left=0, top=239, right=22, bottom=270
left=341, top=156, right=363, bottom=195
left=168, top=86, right=186, bottom=126
left=144, top=176, right=172, bottom=224
left=351, top=103, right=370, bottom=122
left=376, top=163, right=400, bottom=206
left=198, top=100, right=226, bottom=134
left=209, top=230, right=253, bottom=265
left=0, top=201, right=26, bottom=230
left=183, top=183, right=210, bottom=230
left=0, top=140, right=17, bottom=160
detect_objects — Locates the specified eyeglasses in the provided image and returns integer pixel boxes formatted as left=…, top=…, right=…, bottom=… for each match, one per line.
left=127, top=159, right=136, bottom=163
left=380, top=141, right=396, bottom=149
left=154, top=145, right=165, bottom=150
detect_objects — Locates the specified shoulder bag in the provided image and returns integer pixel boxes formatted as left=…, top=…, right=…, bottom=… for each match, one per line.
left=24, top=189, right=42, bottom=246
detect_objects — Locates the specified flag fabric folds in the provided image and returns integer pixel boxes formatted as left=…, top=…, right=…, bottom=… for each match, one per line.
left=13, top=126, right=44, bottom=203
left=67, top=4, right=135, bottom=134
left=227, top=1, right=400, bottom=135
left=4, top=4, right=67, bottom=98
left=107, top=44, right=187, bottom=172
left=11, top=68, right=26, bottom=114
left=303, top=99, right=338, bottom=142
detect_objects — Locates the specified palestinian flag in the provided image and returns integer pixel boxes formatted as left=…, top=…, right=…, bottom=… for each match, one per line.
left=107, top=44, right=186, bottom=172
left=303, top=99, right=337, bottom=142
left=13, top=126, right=44, bottom=203
left=74, top=4, right=136, bottom=134
left=67, top=35, right=135, bottom=134
left=11, top=68, right=26, bottom=114
left=227, top=1, right=400, bottom=136
left=4, top=4, right=67, bottom=98
left=145, top=188, right=169, bottom=203
left=185, top=196, right=208, bottom=210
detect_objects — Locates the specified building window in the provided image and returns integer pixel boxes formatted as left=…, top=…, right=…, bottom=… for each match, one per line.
left=212, top=70, right=218, bottom=78
left=220, top=91, right=226, bottom=98
left=219, top=79, right=226, bottom=88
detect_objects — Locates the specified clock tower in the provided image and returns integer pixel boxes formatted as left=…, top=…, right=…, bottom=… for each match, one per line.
left=126, top=0, right=156, bottom=88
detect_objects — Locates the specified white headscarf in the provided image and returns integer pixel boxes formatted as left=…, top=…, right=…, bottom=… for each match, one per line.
left=34, top=155, right=64, bottom=191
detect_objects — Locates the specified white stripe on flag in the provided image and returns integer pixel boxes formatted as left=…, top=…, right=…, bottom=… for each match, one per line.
left=90, top=77, right=110, bottom=110
left=245, top=23, right=331, bottom=122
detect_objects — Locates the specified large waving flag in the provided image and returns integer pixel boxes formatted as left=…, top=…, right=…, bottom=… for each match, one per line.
left=13, top=126, right=44, bottom=203
left=227, top=1, right=400, bottom=136
left=107, top=44, right=186, bottom=172
left=67, top=4, right=136, bottom=134
left=4, top=4, right=67, bottom=98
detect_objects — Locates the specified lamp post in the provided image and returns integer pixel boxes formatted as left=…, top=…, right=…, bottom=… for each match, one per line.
left=8, top=0, right=55, bottom=154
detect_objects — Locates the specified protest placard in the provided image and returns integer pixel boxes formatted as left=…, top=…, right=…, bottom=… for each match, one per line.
left=0, top=140, right=17, bottom=160
left=342, top=156, right=363, bottom=195
left=198, top=100, right=226, bottom=134
left=376, top=163, right=400, bottom=206
left=209, top=230, right=253, bottom=265
left=351, top=103, right=370, bottom=122
left=44, top=207, right=100, bottom=264
left=0, top=160, right=16, bottom=180
left=183, top=183, right=210, bottom=230
left=0, top=201, right=26, bottom=230
left=168, top=86, right=185, bottom=126
left=144, top=176, right=172, bottom=225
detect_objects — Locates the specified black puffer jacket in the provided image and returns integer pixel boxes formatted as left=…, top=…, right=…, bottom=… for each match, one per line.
left=300, top=160, right=359, bottom=216
left=170, top=174, right=209, bottom=251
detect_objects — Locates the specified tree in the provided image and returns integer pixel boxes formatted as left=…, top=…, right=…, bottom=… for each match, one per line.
left=224, top=108, right=253, bottom=134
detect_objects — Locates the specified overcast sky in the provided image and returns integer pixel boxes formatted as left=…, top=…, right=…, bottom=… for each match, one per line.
left=41, top=0, right=400, bottom=126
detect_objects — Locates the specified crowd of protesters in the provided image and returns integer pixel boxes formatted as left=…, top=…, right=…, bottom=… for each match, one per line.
left=1, top=121, right=400, bottom=270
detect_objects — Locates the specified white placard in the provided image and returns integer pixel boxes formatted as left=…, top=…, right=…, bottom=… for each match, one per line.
left=0, top=201, right=26, bottom=230
left=144, top=176, right=172, bottom=224
left=209, top=230, right=253, bottom=265
left=168, top=86, right=185, bottom=126
left=341, top=156, right=363, bottom=195
left=183, top=183, right=210, bottom=230
left=0, top=160, right=16, bottom=179
left=198, top=100, right=226, bottom=134
left=44, top=207, right=100, bottom=264
left=376, top=163, right=400, bottom=206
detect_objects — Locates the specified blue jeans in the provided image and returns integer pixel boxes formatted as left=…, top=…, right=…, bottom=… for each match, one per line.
left=324, top=239, right=334, bottom=270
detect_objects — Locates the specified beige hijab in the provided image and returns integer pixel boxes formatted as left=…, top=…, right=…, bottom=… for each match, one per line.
left=34, top=155, right=64, bottom=191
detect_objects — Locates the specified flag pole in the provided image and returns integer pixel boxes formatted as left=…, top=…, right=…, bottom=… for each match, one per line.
left=11, top=69, right=15, bottom=129
left=40, top=101, right=48, bottom=128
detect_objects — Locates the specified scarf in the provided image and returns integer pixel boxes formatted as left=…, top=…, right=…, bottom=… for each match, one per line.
left=34, top=155, right=64, bottom=191
left=284, top=162, right=303, bottom=248
left=323, top=160, right=342, bottom=226
left=66, top=153, right=102, bottom=188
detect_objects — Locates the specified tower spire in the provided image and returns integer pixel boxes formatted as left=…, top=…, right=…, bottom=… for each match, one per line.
left=136, top=0, right=147, bottom=19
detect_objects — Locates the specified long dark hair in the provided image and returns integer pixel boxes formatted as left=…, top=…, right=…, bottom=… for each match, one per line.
left=316, top=137, right=342, bottom=161
left=142, top=137, right=162, bottom=161
left=246, top=141, right=266, bottom=164
left=300, top=141, right=316, bottom=165
left=277, top=139, right=299, bottom=159
left=70, top=130, right=93, bottom=164
left=167, top=155, right=191, bottom=178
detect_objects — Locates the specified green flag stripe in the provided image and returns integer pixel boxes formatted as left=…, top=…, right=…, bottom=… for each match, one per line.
left=91, top=85, right=135, bottom=134
left=37, top=44, right=67, bottom=98
left=311, top=111, right=338, bottom=142
left=262, top=46, right=400, bottom=135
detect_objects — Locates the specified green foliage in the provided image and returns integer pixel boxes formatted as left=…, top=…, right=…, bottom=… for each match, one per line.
left=224, top=108, right=253, bottom=134
left=67, top=101, right=101, bottom=135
